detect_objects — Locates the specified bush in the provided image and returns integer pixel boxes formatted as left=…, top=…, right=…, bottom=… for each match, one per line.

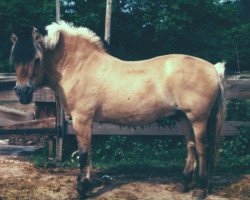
left=226, top=99, right=250, bottom=121
left=0, top=60, right=13, bottom=73
left=218, top=127, right=250, bottom=171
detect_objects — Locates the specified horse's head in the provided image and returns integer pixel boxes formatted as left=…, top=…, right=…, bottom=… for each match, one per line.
left=10, top=27, right=44, bottom=104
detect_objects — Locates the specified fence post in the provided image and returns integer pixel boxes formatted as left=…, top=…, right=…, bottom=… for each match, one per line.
left=55, top=96, right=64, bottom=162
left=55, top=0, right=60, bottom=21
left=48, top=136, right=54, bottom=159
left=105, top=0, right=112, bottom=45
left=35, top=102, right=56, bottom=158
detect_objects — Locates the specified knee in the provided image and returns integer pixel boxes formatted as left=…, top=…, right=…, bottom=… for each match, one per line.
left=187, top=141, right=196, bottom=149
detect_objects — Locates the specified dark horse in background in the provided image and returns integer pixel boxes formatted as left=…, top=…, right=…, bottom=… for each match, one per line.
left=10, top=21, right=226, bottom=199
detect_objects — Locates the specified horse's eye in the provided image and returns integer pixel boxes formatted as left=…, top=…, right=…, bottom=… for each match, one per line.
left=34, top=58, right=40, bottom=66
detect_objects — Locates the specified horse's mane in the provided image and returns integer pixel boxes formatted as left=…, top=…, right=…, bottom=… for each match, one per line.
left=44, top=21, right=103, bottom=49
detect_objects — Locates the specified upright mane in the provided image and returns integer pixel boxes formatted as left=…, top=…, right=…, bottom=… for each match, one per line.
left=44, top=21, right=103, bottom=49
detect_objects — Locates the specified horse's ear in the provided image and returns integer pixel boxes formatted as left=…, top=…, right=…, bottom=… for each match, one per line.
left=11, top=33, right=18, bottom=43
left=32, top=30, right=43, bottom=44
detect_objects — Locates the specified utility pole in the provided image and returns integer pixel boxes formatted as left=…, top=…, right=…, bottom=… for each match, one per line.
left=56, top=0, right=61, bottom=21
left=105, top=0, right=112, bottom=45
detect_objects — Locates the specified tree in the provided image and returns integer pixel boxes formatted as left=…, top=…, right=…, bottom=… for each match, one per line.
left=0, top=0, right=249, bottom=72
left=0, top=0, right=55, bottom=72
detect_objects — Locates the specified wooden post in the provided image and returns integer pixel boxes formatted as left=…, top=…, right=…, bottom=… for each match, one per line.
left=105, top=0, right=112, bottom=44
left=56, top=0, right=61, bottom=21
left=35, top=102, right=56, bottom=159
left=48, top=136, right=54, bottom=159
left=55, top=96, right=61, bottom=162
left=55, top=96, right=64, bottom=162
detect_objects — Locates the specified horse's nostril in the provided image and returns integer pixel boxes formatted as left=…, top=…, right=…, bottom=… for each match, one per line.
left=13, top=85, right=33, bottom=96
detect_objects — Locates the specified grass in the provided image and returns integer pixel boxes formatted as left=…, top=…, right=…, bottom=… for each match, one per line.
left=31, top=128, right=250, bottom=175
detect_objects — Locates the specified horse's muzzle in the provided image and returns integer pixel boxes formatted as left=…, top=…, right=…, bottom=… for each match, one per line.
left=13, top=84, right=34, bottom=105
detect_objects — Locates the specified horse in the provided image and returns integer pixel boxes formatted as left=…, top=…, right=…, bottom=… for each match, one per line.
left=10, top=21, right=226, bottom=199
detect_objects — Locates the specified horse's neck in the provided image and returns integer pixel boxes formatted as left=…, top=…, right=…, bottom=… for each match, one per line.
left=43, top=53, right=68, bottom=109
left=43, top=50, right=61, bottom=91
left=43, top=41, right=102, bottom=91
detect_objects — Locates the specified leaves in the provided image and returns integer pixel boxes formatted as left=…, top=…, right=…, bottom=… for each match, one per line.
left=0, top=0, right=249, bottom=72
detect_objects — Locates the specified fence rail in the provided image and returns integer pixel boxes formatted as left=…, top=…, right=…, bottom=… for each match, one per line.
left=227, top=79, right=250, bottom=99
left=1, top=117, right=249, bottom=136
left=0, top=74, right=250, bottom=161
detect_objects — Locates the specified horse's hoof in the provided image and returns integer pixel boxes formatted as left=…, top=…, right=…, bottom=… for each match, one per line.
left=192, top=189, right=206, bottom=200
left=77, top=177, right=91, bottom=199
left=174, top=183, right=188, bottom=193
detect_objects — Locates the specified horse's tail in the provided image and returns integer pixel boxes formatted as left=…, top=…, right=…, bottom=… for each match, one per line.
left=207, top=62, right=226, bottom=172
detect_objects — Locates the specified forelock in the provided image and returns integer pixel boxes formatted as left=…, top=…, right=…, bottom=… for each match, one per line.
left=16, top=26, right=34, bottom=39
left=10, top=27, right=36, bottom=65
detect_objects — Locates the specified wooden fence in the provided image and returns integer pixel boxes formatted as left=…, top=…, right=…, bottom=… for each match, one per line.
left=0, top=73, right=63, bottom=161
left=0, top=73, right=250, bottom=161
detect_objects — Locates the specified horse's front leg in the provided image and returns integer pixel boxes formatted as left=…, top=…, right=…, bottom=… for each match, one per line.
left=72, top=115, right=93, bottom=198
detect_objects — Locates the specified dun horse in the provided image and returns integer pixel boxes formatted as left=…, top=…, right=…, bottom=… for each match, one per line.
left=10, top=21, right=226, bottom=199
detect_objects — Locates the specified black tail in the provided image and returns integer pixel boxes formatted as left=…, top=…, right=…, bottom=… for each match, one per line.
left=207, top=62, right=226, bottom=172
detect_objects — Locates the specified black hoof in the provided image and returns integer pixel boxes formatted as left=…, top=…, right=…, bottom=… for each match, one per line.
left=192, top=189, right=207, bottom=200
left=77, top=177, right=91, bottom=199
left=175, top=183, right=189, bottom=193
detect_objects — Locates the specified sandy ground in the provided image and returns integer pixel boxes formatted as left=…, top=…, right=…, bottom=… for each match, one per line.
left=0, top=104, right=249, bottom=200
left=0, top=145, right=249, bottom=200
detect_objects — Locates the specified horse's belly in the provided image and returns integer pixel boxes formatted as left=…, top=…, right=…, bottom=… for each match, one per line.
left=94, top=98, right=175, bottom=125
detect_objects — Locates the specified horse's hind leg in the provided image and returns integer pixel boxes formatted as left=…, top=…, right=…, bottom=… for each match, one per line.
left=72, top=116, right=93, bottom=199
left=189, top=118, right=209, bottom=200
left=175, top=112, right=197, bottom=192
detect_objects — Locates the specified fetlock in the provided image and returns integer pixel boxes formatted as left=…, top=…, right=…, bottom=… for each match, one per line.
left=197, top=177, right=208, bottom=189
left=77, top=176, right=91, bottom=199
left=183, top=172, right=193, bottom=185
left=192, top=177, right=208, bottom=200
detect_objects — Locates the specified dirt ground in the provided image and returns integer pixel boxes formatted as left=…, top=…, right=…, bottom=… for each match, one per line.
left=0, top=151, right=249, bottom=200
left=0, top=104, right=250, bottom=200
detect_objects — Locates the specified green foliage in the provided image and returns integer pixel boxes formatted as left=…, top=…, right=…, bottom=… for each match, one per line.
left=31, top=144, right=55, bottom=168
left=31, top=127, right=249, bottom=173
left=0, top=60, right=12, bottom=73
left=91, top=135, right=186, bottom=170
left=31, top=144, right=79, bottom=168
left=0, top=0, right=249, bottom=72
left=218, top=99, right=250, bottom=171
left=218, top=127, right=250, bottom=171
left=226, top=99, right=250, bottom=121
left=0, top=0, right=55, bottom=72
